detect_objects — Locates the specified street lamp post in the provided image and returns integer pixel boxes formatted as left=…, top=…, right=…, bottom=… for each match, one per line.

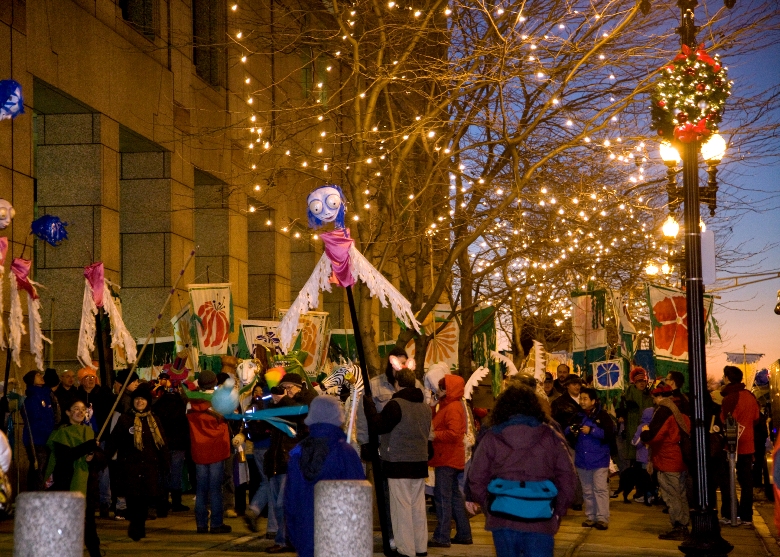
left=668, top=1, right=733, bottom=556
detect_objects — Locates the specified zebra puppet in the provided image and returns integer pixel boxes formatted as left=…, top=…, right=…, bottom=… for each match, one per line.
left=316, top=361, right=364, bottom=443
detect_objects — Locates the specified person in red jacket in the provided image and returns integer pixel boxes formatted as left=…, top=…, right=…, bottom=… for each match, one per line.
left=428, top=374, right=472, bottom=548
left=187, top=369, right=232, bottom=534
left=720, top=365, right=760, bottom=526
left=640, top=383, right=691, bottom=541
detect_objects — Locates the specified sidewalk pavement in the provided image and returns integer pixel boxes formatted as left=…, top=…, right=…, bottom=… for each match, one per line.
left=0, top=494, right=778, bottom=556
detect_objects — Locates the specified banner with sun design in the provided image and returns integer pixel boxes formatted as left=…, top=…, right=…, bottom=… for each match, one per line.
left=403, top=305, right=459, bottom=371
left=645, top=283, right=715, bottom=386
left=189, top=283, right=234, bottom=356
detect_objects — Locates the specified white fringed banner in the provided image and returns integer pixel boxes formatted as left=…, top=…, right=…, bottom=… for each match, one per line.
left=278, top=244, right=419, bottom=352
left=9, top=258, right=49, bottom=370
left=78, top=263, right=137, bottom=369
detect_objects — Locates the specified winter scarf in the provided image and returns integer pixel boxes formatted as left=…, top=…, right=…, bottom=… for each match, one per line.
left=133, top=410, right=165, bottom=451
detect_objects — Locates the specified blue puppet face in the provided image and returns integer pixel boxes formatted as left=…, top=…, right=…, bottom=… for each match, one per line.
left=307, top=185, right=346, bottom=229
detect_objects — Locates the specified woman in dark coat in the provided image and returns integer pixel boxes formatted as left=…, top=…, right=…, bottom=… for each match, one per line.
left=467, top=384, right=577, bottom=557
left=108, top=382, right=169, bottom=541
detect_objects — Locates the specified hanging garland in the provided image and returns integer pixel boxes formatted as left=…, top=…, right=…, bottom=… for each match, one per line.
left=650, top=44, right=731, bottom=143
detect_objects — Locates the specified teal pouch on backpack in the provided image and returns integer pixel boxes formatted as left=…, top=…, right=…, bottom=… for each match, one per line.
left=486, top=478, right=558, bottom=521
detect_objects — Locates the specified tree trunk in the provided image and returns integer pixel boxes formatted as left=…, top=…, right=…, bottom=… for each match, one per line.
left=457, top=249, right=474, bottom=378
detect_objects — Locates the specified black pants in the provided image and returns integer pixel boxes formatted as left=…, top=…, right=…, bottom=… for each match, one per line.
left=24, top=444, right=50, bottom=491
left=126, top=493, right=150, bottom=540
left=721, top=454, right=754, bottom=522
left=85, top=500, right=101, bottom=557
left=618, top=460, right=650, bottom=499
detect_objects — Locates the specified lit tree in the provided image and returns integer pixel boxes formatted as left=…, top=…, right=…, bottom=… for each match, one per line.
left=225, top=0, right=780, bottom=375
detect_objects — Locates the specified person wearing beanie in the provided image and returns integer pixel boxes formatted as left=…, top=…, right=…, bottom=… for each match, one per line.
left=197, top=369, right=218, bottom=390
left=21, top=370, right=55, bottom=491
left=614, top=366, right=653, bottom=502
left=263, top=372, right=318, bottom=552
left=45, top=395, right=106, bottom=557
left=186, top=368, right=232, bottom=534
left=543, top=371, right=560, bottom=403
left=152, top=372, right=191, bottom=515
left=284, top=396, right=365, bottom=557
left=640, top=382, right=691, bottom=540
left=114, top=369, right=141, bottom=415
left=107, top=382, right=169, bottom=541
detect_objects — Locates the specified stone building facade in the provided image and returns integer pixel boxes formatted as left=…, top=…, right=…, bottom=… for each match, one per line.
left=0, top=0, right=371, bottom=378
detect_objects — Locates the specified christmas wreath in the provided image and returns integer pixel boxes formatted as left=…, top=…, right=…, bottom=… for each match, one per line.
left=650, top=44, right=731, bottom=143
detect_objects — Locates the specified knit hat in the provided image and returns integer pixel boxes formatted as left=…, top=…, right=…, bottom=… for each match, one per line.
left=563, top=374, right=582, bottom=386
left=115, top=369, right=139, bottom=386
left=544, top=372, right=554, bottom=382
left=630, top=366, right=648, bottom=383
left=198, top=369, right=218, bottom=390
left=23, top=370, right=39, bottom=388
left=304, top=395, right=345, bottom=427
left=133, top=382, right=154, bottom=404
left=43, top=368, right=60, bottom=388
left=651, top=383, right=673, bottom=397
left=78, top=367, right=98, bottom=382
left=279, top=374, right=303, bottom=387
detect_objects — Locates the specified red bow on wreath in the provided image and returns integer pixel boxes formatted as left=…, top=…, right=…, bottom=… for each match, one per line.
left=674, top=119, right=711, bottom=143
left=695, top=45, right=716, bottom=67
left=674, top=45, right=692, bottom=61
left=674, top=44, right=718, bottom=68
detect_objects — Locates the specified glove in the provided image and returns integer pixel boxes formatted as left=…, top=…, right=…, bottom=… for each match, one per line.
left=360, top=442, right=379, bottom=461
left=232, top=433, right=246, bottom=447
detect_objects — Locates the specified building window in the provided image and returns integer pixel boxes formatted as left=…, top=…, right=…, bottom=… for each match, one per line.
left=120, top=0, right=158, bottom=39
left=193, top=0, right=227, bottom=88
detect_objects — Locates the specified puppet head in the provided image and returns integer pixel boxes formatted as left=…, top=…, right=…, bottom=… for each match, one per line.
left=0, top=200, right=14, bottom=230
left=307, top=184, right=346, bottom=229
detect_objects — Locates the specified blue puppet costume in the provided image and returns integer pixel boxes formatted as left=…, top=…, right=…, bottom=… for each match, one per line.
left=284, top=395, right=365, bottom=557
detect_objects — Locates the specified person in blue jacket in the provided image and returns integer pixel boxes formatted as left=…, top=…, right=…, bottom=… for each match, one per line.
left=22, top=370, right=56, bottom=490
left=566, top=387, right=614, bottom=531
left=284, top=394, right=365, bottom=557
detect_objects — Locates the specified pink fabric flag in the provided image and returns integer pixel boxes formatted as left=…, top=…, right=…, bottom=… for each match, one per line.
left=11, top=258, right=37, bottom=299
left=0, top=237, right=8, bottom=267
left=321, top=229, right=355, bottom=287
left=84, top=262, right=105, bottom=307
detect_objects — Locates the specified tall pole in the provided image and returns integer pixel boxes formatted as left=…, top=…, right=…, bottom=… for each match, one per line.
left=345, top=285, right=392, bottom=557
left=676, top=2, right=732, bottom=555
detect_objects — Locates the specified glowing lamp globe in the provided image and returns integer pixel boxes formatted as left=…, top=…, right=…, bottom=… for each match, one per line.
left=662, top=215, right=680, bottom=239
left=662, top=262, right=672, bottom=275
left=645, top=264, right=659, bottom=276
left=659, top=141, right=681, bottom=166
left=700, top=133, right=726, bottom=163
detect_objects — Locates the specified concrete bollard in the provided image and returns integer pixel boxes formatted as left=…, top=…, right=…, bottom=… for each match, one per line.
left=14, top=491, right=86, bottom=557
left=314, top=480, right=373, bottom=557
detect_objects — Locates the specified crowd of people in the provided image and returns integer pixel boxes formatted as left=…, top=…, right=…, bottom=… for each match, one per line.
left=1, top=349, right=774, bottom=557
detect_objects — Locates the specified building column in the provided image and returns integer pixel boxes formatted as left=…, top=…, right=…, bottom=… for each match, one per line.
left=248, top=207, right=290, bottom=319
left=36, top=113, right=120, bottom=368
left=120, top=150, right=194, bottom=337
left=194, top=174, right=248, bottom=329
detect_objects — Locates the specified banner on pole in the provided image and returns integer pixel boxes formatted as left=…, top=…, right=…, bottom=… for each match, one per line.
left=188, top=283, right=233, bottom=356
left=645, top=282, right=715, bottom=386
